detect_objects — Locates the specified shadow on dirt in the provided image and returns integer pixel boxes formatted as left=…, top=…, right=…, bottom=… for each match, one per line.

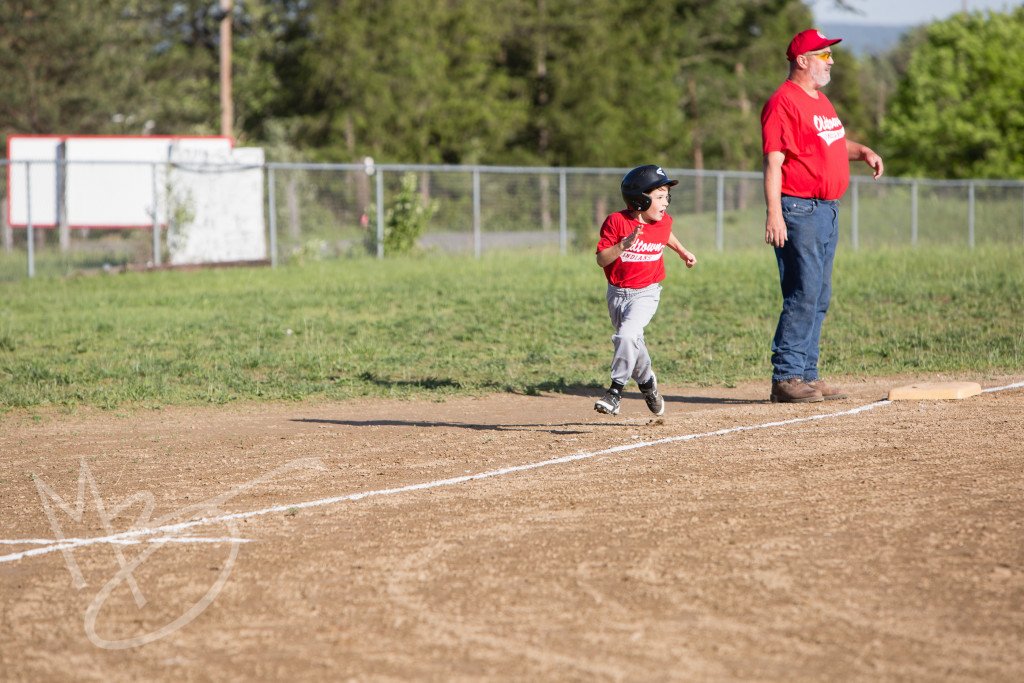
left=351, top=374, right=764, bottom=406
left=664, top=394, right=767, bottom=405
left=291, top=418, right=596, bottom=435
left=526, top=385, right=766, bottom=406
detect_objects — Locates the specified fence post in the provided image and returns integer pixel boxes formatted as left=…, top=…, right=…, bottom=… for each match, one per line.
left=715, top=173, right=724, bottom=251
left=26, top=162, right=35, bottom=278
left=911, top=181, right=918, bottom=247
left=850, top=179, right=859, bottom=251
left=375, top=169, right=384, bottom=259
left=267, top=166, right=278, bottom=267
left=57, top=142, right=70, bottom=253
left=559, top=169, right=567, bottom=255
left=152, top=164, right=161, bottom=266
left=472, top=168, right=481, bottom=259
left=968, top=181, right=975, bottom=248
left=1, top=196, right=9, bottom=253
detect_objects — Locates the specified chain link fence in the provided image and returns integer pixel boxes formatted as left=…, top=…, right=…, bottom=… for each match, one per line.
left=3, top=159, right=1024, bottom=281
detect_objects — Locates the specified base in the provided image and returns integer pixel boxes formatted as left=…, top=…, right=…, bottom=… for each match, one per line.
left=888, top=381, right=982, bottom=401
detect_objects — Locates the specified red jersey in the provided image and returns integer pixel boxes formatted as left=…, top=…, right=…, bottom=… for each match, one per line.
left=596, top=210, right=672, bottom=289
left=761, top=79, right=849, bottom=200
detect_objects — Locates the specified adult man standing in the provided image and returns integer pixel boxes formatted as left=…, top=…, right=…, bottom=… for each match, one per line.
left=761, top=29, right=884, bottom=403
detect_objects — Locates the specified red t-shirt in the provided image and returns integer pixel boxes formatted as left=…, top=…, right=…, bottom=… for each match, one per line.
left=761, top=79, right=849, bottom=200
left=596, top=210, right=672, bottom=288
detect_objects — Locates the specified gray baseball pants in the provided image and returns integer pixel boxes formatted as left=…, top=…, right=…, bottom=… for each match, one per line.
left=605, top=282, right=660, bottom=387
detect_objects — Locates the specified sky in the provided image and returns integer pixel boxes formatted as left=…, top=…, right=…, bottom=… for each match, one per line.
left=811, top=0, right=1022, bottom=26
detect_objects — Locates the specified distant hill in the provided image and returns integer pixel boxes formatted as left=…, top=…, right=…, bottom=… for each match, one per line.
left=819, top=23, right=914, bottom=56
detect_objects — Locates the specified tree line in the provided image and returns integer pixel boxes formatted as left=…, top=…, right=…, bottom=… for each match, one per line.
left=1, top=1, right=1021, bottom=179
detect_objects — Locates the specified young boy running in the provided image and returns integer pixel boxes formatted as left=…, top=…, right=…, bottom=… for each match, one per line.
left=594, top=165, right=697, bottom=416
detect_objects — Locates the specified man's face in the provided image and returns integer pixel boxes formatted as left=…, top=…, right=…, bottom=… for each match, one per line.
left=806, top=49, right=833, bottom=88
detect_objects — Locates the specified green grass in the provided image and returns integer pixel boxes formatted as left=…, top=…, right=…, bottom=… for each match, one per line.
left=0, top=246, right=1021, bottom=410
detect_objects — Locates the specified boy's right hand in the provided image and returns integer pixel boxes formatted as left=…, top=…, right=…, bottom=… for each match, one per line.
left=621, top=225, right=643, bottom=250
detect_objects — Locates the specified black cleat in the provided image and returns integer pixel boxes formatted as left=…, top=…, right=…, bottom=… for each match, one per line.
left=594, top=388, right=622, bottom=415
left=639, top=378, right=665, bottom=416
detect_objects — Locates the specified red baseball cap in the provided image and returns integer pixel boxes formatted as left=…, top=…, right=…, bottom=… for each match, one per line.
left=786, top=29, right=842, bottom=61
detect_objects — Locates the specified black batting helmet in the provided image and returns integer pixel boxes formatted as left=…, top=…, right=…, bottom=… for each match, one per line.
left=621, top=165, right=679, bottom=212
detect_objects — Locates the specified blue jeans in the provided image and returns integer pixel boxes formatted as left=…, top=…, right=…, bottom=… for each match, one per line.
left=771, top=196, right=839, bottom=383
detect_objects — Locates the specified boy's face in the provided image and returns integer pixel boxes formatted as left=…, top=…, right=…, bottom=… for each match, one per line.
left=641, top=186, right=671, bottom=223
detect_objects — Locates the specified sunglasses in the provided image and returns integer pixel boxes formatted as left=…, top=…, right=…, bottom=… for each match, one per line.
left=809, top=51, right=833, bottom=62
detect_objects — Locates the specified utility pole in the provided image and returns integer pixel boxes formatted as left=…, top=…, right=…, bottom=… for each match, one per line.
left=219, top=0, right=233, bottom=139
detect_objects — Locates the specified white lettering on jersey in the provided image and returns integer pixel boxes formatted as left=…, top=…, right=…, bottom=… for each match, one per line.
left=620, top=251, right=662, bottom=262
left=818, top=127, right=845, bottom=146
left=813, top=115, right=842, bottom=131
left=813, top=114, right=845, bottom=147
left=621, top=239, right=665, bottom=262
left=629, top=239, right=664, bottom=254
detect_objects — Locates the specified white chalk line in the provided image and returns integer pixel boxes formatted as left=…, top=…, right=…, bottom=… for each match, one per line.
left=4, top=380, right=1022, bottom=565
left=0, top=537, right=252, bottom=546
left=981, top=381, right=1024, bottom=393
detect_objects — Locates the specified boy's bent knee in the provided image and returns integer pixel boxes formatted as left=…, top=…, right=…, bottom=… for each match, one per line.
left=612, top=331, right=645, bottom=348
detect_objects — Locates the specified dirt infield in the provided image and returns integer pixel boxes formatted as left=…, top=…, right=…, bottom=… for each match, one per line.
left=2, top=375, right=1023, bottom=682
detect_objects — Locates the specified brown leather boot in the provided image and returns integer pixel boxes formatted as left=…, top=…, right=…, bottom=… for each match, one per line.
left=770, top=378, right=824, bottom=403
left=806, top=379, right=848, bottom=400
